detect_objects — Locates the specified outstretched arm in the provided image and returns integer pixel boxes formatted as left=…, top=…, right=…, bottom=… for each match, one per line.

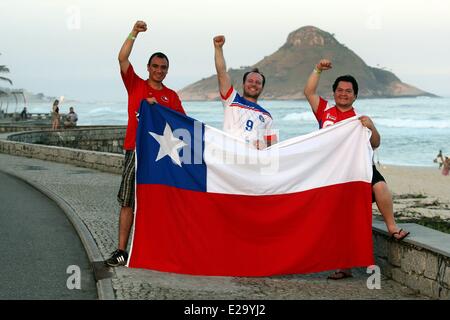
left=118, top=21, right=147, bottom=74
left=304, top=59, right=332, bottom=114
left=213, top=35, right=232, bottom=97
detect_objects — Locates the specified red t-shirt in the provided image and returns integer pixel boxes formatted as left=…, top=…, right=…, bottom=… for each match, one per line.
left=121, top=64, right=186, bottom=150
left=314, top=97, right=356, bottom=129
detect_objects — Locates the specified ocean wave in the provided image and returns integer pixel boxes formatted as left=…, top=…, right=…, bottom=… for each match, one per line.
left=376, top=119, right=450, bottom=129
left=282, top=112, right=315, bottom=121
left=88, top=107, right=126, bottom=115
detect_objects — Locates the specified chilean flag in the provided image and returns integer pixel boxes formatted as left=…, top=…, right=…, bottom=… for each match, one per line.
left=128, top=101, right=374, bottom=276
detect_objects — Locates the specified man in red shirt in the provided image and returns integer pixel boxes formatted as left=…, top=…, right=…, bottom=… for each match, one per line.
left=106, top=21, right=186, bottom=267
left=304, top=59, right=410, bottom=279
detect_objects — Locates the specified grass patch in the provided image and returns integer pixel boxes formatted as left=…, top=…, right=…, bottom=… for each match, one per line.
left=402, top=217, right=450, bottom=234
left=411, top=200, right=442, bottom=208
left=393, top=193, right=427, bottom=200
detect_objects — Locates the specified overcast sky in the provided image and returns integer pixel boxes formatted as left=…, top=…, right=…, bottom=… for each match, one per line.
left=1, top=0, right=450, bottom=101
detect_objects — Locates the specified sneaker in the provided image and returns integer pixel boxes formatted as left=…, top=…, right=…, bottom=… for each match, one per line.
left=105, top=249, right=128, bottom=267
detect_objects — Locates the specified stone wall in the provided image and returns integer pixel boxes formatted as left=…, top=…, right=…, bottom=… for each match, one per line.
left=0, top=139, right=123, bottom=174
left=373, top=221, right=450, bottom=299
left=6, top=126, right=126, bottom=154
left=0, top=125, right=50, bottom=133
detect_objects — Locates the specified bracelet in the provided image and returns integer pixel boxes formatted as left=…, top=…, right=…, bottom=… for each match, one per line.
left=313, top=67, right=322, bottom=74
left=128, top=33, right=136, bottom=41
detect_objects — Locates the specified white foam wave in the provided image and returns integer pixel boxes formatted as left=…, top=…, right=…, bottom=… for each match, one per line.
left=376, top=119, right=450, bottom=129
left=88, top=107, right=125, bottom=115
left=282, top=112, right=315, bottom=121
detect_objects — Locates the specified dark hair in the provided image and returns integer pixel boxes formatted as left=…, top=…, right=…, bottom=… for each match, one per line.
left=332, top=75, right=359, bottom=97
left=243, top=68, right=266, bottom=87
left=148, top=52, right=169, bottom=66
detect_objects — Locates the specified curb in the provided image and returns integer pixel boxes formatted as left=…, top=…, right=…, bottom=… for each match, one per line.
left=0, top=169, right=116, bottom=300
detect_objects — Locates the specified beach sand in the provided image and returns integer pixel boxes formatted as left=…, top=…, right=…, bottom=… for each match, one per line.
left=375, top=164, right=450, bottom=220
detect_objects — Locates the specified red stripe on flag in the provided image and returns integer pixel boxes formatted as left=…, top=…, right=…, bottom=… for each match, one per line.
left=129, top=182, right=374, bottom=276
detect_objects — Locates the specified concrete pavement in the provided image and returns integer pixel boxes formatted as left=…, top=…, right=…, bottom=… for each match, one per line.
left=0, top=171, right=97, bottom=299
left=0, top=153, right=426, bottom=300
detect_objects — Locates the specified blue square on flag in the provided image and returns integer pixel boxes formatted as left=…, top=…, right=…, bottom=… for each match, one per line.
left=135, top=101, right=206, bottom=192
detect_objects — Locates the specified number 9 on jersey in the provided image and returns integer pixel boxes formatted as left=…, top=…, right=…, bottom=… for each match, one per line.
left=245, top=120, right=254, bottom=131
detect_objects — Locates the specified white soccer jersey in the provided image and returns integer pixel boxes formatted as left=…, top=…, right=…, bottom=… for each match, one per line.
left=221, top=87, right=276, bottom=145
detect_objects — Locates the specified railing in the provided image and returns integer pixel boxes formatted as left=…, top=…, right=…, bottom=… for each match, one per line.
left=0, top=112, right=53, bottom=121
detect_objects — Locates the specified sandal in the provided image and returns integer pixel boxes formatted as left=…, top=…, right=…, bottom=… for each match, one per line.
left=390, top=228, right=410, bottom=241
left=327, top=270, right=353, bottom=280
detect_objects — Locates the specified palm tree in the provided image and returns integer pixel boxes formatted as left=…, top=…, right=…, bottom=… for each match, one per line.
left=0, top=53, right=13, bottom=85
left=0, top=53, right=13, bottom=116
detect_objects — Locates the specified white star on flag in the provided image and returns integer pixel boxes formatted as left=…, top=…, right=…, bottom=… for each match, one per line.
left=149, top=123, right=187, bottom=167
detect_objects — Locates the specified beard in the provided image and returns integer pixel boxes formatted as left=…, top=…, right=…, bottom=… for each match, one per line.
left=243, top=88, right=261, bottom=100
left=151, top=75, right=165, bottom=83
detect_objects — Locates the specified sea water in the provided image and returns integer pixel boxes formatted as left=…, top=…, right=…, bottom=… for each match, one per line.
left=23, top=97, right=450, bottom=167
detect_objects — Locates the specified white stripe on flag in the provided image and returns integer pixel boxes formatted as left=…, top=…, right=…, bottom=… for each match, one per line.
left=204, top=117, right=373, bottom=195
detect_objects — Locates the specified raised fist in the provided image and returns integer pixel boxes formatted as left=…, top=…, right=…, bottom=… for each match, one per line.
left=213, top=35, right=225, bottom=48
left=316, top=59, right=332, bottom=71
left=133, top=21, right=148, bottom=34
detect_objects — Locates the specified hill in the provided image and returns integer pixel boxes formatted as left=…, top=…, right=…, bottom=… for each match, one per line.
left=179, top=26, right=435, bottom=100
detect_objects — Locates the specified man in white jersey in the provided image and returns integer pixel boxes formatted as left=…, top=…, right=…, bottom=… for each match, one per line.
left=213, top=35, right=277, bottom=149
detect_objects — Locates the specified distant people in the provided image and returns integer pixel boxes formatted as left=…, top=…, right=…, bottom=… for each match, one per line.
left=64, top=107, right=78, bottom=128
left=442, top=157, right=450, bottom=176
left=304, top=59, right=410, bottom=280
left=51, top=99, right=60, bottom=130
left=434, top=150, right=444, bottom=169
left=20, top=107, right=27, bottom=120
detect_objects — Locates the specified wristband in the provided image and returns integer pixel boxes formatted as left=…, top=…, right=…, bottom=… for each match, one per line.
left=128, top=33, right=136, bottom=41
left=313, top=67, right=322, bottom=74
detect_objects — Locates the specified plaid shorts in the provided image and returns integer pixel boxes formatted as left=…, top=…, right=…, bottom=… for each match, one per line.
left=117, top=150, right=135, bottom=208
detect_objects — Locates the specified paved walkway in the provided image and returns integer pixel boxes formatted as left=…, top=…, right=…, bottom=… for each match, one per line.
left=0, top=171, right=97, bottom=299
left=0, top=153, right=426, bottom=299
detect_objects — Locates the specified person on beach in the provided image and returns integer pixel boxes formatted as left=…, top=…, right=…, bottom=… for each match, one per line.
left=442, top=157, right=450, bottom=176
left=105, top=20, right=186, bottom=267
left=20, top=107, right=27, bottom=120
left=213, top=35, right=277, bottom=149
left=51, top=99, right=60, bottom=130
left=304, top=59, right=410, bottom=280
left=434, top=150, right=444, bottom=169
left=63, top=107, right=78, bottom=128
